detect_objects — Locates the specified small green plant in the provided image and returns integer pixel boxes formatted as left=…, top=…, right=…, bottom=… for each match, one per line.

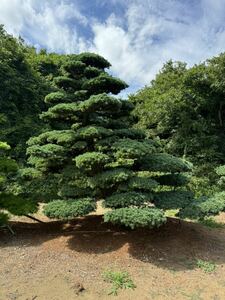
left=165, top=209, right=179, bottom=218
left=0, top=212, right=9, bottom=227
left=196, top=259, right=216, bottom=273
left=102, top=270, right=136, bottom=296
left=199, top=218, right=225, bottom=229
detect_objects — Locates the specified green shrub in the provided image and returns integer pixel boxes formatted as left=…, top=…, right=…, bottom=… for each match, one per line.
left=104, top=192, right=152, bottom=208
left=103, top=270, right=136, bottom=296
left=74, top=152, right=110, bottom=172
left=196, top=259, right=216, bottom=273
left=43, top=198, right=96, bottom=219
left=0, top=212, right=9, bottom=226
left=199, top=218, right=225, bottom=229
left=104, top=207, right=166, bottom=229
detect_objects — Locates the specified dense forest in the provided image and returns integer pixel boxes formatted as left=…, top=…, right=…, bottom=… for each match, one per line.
left=130, top=57, right=225, bottom=197
left=1, top=26, right=225, bottom=229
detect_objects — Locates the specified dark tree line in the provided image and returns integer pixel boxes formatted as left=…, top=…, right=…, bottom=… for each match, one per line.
left=130, top=56, right=225, bottom=197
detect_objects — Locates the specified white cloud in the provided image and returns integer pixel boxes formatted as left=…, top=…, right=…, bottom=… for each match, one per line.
left=0, top=0, right=89, bottom=53
left=90, top=0, right=225, bottom=88
left=90, top=20, right=143, bottom=83
left=0, top=0, right=225, bottom=93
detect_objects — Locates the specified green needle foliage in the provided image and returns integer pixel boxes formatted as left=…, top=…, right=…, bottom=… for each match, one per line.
left=104, top=207, right=166, bottom=229
left=43, top=199, right=96, bottom=219
left=26, top=52, right=217, bottom=228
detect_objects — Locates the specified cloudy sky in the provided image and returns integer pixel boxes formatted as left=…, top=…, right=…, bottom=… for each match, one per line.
left=1, top=0, right=225, bottom=95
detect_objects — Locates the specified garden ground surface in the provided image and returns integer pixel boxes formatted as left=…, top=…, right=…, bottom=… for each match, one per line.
left=1, top=206, right=225, bottom=300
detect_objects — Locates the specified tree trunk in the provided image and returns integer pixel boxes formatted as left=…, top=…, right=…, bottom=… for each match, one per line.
left=24, top=214, right=45, bottom=223
left=218, top=102, right=223, bottom=127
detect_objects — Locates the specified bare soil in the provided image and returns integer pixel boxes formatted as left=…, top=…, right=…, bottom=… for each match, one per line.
left=1, top=211, right=225, bottom=300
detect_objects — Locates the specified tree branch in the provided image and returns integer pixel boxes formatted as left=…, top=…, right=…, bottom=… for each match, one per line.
left=24, top=214, right=45, bottom=223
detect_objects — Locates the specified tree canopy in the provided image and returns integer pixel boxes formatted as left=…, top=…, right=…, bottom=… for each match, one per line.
left=1, top=25, right=225, bottom=230
left=130, top=55, right=225, bottom=196
left=0, top=26, right=50, bottom=160
left=24, top=52, right=223, bottom=229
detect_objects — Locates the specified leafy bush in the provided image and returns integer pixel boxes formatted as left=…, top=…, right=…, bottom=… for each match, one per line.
left=0, top=212, right=9, bottom=226
left=178, top=192, right=225, bottom=219
left=0, top=141, right=38, bottom=223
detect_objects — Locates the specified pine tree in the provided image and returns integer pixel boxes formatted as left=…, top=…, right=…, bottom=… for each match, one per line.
left=26, top=53, right=195, bottom=229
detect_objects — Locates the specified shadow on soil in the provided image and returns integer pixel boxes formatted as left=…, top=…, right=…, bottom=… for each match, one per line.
left=1, top=215, right=225, bottom=272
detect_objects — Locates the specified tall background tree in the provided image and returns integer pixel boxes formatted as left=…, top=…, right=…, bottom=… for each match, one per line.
left=130, top=55, right=225, bottom=196
left=0, top=26, right=50, bottom=160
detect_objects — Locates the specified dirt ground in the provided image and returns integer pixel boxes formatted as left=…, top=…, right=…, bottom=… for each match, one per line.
left=1, top=209, right=225, bottom=300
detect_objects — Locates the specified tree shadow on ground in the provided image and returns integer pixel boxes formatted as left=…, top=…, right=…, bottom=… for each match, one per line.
left=1, top=215, right=225, bottom=272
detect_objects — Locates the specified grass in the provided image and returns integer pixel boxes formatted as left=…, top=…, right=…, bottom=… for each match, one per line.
left=102, top=270, right=136, bottom=296
left=196, top=259, right=216, bottom=273
left=165, top=209, right=179, bottom=218
left=181, top=288, right=204, bottom=300
left=199, top=218, right=225, bottom=229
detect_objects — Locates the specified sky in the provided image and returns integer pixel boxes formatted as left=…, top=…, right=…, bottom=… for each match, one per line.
left=0, top=0, right=225, bottom=96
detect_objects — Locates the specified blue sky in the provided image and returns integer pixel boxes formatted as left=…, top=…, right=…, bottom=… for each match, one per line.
left=1, top=0, right=225, bottom=96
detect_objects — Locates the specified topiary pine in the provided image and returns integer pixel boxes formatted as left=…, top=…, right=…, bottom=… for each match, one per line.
left=26, top=52, right=209, bottom=229
left=0, top=142, right=38, bottom=226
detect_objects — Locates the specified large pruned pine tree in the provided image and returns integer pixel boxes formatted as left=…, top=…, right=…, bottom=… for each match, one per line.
left=26, top=53, right=200, bottom=229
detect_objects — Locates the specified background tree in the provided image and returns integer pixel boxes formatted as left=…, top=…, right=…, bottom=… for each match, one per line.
left=25, top=52, right=224, bottom=229
left=130, top=55, right=225, bottom=196
left=0, top=26, right=50, bottom=160
left=26, top=48, right=65, bottom=82
left=0, top=141, right=37, bottom=227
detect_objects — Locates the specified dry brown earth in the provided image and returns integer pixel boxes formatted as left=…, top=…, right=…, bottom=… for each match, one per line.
left=1, top=210, right=225, bottom=300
